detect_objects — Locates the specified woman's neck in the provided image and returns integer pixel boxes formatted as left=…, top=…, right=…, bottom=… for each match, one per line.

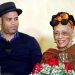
left=57, top=46, right=67, bottom=51
left=57, top=43, right=72, bottom=51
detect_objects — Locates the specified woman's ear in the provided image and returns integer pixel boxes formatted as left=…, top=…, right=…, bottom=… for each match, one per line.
left=53, top=30, right=55, bottom=38
left=0, top=18, right=1, bottom=24
left=71, top=30, right=75, bottom=44
left=72, top=30, right=75, bottom=38
left=53, top=30, right=56, bottom=43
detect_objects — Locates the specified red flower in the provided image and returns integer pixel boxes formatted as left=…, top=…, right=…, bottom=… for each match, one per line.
left=64, top=62, right=72, bottom=70
left=47, top=57, right=59, bottom=66
left=32, top=63, right=42, bottom=73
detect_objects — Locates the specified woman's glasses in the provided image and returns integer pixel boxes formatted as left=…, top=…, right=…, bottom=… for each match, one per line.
left=54, top=31, right=69, bottom=37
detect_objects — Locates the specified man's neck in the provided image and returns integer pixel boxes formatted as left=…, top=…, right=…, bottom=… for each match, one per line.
left=1, top=32, right=15, bottom=41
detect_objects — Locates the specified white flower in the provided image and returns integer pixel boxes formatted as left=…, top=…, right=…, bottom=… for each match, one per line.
left=30, top=57, right=75, bottom=75
left=30, top=63, right=75, bottom=75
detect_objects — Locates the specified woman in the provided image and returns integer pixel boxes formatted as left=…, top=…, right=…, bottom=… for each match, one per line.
left=42, top=12, right=75, bottom=70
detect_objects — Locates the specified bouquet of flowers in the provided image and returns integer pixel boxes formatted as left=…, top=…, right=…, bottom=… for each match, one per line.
left=29, top=58, right=75, bottom=75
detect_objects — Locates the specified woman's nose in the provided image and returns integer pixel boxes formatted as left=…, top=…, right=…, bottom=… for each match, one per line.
left=58, top=33, right=63, bottom=38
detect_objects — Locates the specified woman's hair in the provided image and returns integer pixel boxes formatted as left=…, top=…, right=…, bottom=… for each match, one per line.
left=50, top=12, right=75, bottom=29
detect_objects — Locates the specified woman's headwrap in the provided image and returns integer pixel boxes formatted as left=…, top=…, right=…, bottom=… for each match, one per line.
left=50, top=12, right=75, bottom=29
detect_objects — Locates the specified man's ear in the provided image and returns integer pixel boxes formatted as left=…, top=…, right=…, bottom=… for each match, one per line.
left=0, top=18, right=2, bottom=30
left=0, top=18, right=2, bottom=25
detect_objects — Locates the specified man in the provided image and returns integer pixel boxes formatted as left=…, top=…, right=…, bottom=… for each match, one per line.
left=0, top=2, right=42, bottom=75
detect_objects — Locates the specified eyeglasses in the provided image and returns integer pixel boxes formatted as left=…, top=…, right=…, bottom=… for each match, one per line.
left=50, top=19, right=69, bottom=27
left=50, top=19, right=74, bottom=29
left=54, top=31, right=70, bottom=37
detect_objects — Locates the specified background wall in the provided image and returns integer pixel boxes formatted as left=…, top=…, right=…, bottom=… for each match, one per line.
left=0, top=0, right=75, bottom=53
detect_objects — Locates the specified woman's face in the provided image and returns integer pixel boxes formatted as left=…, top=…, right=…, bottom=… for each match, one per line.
left=53, top=24, right=73, bottom=49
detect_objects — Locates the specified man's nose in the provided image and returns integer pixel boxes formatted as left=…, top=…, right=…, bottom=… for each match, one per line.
left=11, top=19, right=16, bottom=24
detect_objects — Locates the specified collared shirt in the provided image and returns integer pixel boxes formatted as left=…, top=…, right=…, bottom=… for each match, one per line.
left=0, top=31, right=19, bottom=42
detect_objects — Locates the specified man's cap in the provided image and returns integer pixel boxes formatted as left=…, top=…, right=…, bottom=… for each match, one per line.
left=0, top=2, right=22, bottom=17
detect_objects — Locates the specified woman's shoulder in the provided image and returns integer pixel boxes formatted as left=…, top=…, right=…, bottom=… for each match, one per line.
left=42, top=48, right=61, bottom=63
left=71, top=44, right=75, bottom=49
left=66, top=44, right=75, bottom=70
left=43, top=48, right=61, bottom=55
left=65, top=44, right=75, bottom=54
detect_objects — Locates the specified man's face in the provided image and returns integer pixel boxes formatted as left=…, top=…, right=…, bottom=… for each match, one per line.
left=1, top=11, right=19, bottom=34
left=53, top=24, right=73, bottom=48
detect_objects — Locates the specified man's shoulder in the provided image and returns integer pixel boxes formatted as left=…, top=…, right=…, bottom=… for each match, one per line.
left=18, top=32, right=33, bottom=38
left=18, top=32, right=36, bottom=41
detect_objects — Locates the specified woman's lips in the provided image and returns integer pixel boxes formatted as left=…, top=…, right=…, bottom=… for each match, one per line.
left=58, top=40, right=65, bottom=44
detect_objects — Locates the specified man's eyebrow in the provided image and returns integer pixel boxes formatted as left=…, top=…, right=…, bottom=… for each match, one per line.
left=6, top=16, right=18, bottom=19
